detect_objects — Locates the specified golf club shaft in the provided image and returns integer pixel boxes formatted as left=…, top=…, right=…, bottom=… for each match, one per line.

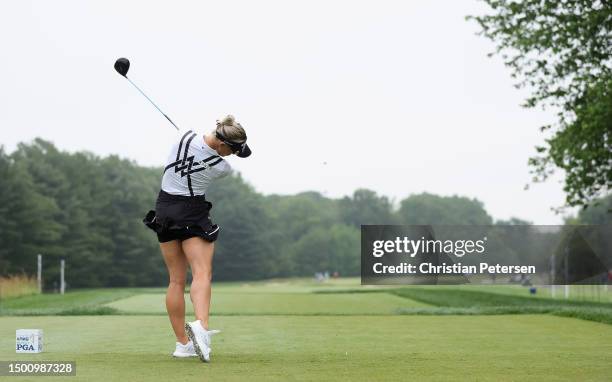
left=125, top=77, right=179, bottom=131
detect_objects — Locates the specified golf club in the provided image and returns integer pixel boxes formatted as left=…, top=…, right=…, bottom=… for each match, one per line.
left=114, top=57, right=179, bottom=131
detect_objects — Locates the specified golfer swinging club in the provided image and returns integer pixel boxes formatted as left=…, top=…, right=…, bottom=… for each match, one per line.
left=143, top=115, right=251, bottom=362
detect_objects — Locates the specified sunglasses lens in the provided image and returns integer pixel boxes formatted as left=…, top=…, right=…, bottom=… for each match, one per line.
left=230, top=142, right=244, bottom=153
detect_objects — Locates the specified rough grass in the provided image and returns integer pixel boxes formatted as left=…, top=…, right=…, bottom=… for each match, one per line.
left=312, top=286, right=612, bottom=325
left=443, top=284, right=612, bottom=303
left=389, top=287, right=612, bottom=309
left=0, top=288, right=140, bottom=316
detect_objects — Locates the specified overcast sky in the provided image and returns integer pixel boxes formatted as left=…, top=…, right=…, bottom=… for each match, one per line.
left=0, top=0, right=574, bottom=223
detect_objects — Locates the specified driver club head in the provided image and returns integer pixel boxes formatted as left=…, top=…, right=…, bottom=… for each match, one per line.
left=114, top=57, right=130, bottom=77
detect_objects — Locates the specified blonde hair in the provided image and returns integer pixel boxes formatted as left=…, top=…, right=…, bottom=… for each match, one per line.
left=215, top=115, right=247, bottom=143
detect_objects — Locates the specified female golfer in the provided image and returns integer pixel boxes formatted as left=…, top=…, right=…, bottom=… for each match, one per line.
left=143, top=115, right=250, bottom=362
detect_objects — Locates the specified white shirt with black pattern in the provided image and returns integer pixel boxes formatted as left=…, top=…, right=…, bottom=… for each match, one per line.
left=160, top=129, right=231, bottom=196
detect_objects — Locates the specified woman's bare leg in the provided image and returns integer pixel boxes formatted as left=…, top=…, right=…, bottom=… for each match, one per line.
left=181, top=237, right=214, bottom=329
left=159, top=240, right=189, bottom=344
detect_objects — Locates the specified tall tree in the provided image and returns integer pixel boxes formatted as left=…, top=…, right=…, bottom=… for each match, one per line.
left=207, top=174, right=280, bottom=280
left=397, top=193, right=493, bottom=225
left=339, top=189, right=397, bottom=227
left=468, top=0, right=611, bottom=209
left=575, top=193, right=612, bottom=224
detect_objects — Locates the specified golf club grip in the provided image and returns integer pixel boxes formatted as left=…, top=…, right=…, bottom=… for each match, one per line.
left=163, top=114, right=180, bottom=131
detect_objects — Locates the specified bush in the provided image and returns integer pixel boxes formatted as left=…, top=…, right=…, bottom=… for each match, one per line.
left=0, top=274, right=39, bottom=299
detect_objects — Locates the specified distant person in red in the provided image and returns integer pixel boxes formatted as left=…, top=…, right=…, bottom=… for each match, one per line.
left=143, top=115, right=251, bottom=362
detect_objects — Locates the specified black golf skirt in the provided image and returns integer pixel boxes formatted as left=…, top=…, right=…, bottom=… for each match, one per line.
left=143, top=190, right=220, bottom=243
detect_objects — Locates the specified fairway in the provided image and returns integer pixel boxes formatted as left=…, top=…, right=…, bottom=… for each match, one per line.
left=1, top=315, right=611, bottom=381
left=105, top=292, right=430, bottom=315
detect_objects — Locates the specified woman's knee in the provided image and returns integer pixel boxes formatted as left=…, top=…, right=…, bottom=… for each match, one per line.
left=192, top=269, right=212, bottom=283
left=168, top=275, right=187, bottom=287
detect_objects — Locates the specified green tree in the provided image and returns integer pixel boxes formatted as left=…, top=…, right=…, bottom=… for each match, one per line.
left=495, top=218, right=532, bottom=225
left=397, top=193, right=493, bottom=225
left=327, top=224, right=360, bottom=276
left=468, top=0, right=611, bottom=209
left=207, top=174, right=280, bottom=280
left=288, top=224, right=360, bottom=276
left=575, top=193, right=612, bottom=224
left=339, top=189, right=397, bottom=227
left=0, top=144, right=64, bottom=279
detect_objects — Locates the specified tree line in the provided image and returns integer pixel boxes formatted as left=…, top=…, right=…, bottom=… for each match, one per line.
left=0, top=139, right=609, bottom=288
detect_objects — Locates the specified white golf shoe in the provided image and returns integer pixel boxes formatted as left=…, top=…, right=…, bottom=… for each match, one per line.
left=184, top=320, right=221, bottom=362
left=172, top=340, right=197, bottom=358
